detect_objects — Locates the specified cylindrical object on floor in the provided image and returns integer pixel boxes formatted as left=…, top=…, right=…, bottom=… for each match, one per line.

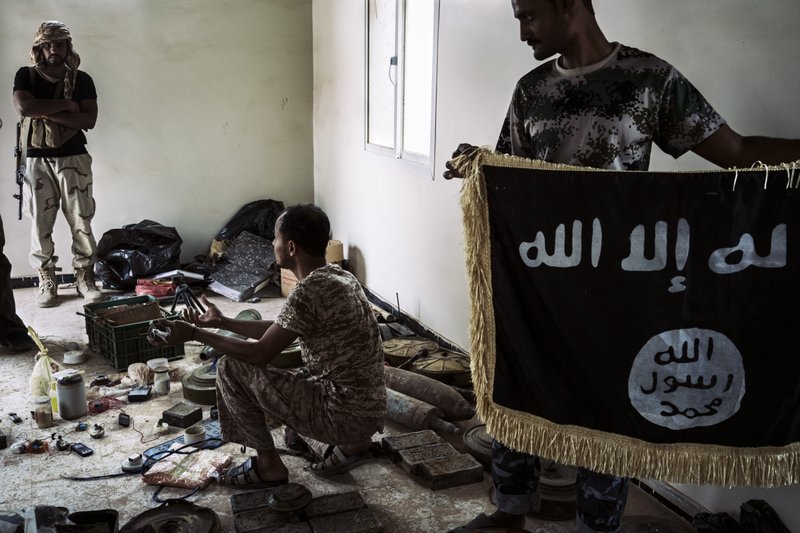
left=184, top=425, right=206, bottom=445
left=385, top=388, right=460, bottom=434
left=55, top=371, right=88, bottom=420
left=153, top=365, right=170, bottom=396
left=31, top=396, right=53, bottom=428
left=384, top=366, right=476, bottom=421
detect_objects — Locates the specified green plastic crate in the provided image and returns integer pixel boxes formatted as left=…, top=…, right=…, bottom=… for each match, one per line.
left=83, top=295, right=155, bottom=350
left=83, top=295, right=184, bottom=370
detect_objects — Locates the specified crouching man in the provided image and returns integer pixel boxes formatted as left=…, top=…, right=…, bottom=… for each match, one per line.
left=150, top=204, right=386, bottom=489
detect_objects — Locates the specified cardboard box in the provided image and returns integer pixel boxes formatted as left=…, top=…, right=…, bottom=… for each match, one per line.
left=280, top=240, right=344, bottom=297
left=96, top=301, right=162, bottom=326
left=280, top=268, right=299, bottom=297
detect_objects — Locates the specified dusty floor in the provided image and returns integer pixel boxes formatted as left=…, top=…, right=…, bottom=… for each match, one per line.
left=0, top=284, right=692, bottom=532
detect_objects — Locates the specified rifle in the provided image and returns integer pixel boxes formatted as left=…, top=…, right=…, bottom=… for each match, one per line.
left=13, top=121, right=24, bottom=220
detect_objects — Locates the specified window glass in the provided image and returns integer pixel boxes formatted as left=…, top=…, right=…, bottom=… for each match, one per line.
left=401, top=0, right=433, bottom=156
left=366, top=0, right=438, bottom=169
left=368, top=0, right=397, bottom=149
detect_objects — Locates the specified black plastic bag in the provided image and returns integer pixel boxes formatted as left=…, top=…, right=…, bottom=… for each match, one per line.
left=739, top=499, right=791, bottom=533
left=94, top=220, right=182, bottom=289
left=215, top=199, right=284, bottom=242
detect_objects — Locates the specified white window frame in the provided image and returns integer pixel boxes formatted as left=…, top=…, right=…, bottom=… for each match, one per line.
left=364, top=0, right=440, bottom=177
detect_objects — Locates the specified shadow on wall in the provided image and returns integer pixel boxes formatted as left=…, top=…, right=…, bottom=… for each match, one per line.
left=348, top=245, right=365, bottom=281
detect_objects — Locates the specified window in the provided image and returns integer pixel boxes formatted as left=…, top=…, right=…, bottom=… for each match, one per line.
left=366, top=0, right=439, bottom=169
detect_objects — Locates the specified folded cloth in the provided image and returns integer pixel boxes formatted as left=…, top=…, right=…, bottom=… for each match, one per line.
left=142, top=443, right=232, bottom=489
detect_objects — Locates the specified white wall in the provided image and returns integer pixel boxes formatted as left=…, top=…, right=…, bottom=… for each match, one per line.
left=0, top=0, right=313, bottom=277
left=312, top=0, right=800, bottom=528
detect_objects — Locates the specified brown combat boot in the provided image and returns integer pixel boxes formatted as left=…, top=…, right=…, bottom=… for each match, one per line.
left=37, top=268, right=58, bottom=308
left=75, top=267, right=103, bottom=303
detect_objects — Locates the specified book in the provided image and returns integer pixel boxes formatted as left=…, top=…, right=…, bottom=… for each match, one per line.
left=208, top=276, right=274, bottom=302
left=208, top=231, right=276, bottom=301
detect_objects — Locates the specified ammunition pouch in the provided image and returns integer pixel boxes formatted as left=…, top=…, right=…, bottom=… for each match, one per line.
left=19, top=116, right=79, bottom=151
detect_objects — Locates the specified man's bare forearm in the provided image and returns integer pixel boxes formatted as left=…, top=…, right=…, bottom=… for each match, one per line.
left=46, top=112, right=96, bottom=130
left=694, top=126, right=800, bottom=168
left=193, top=321, right=297, bottom=368
left=738, top=136, right=800, bottom=167
left=215, top=316, right=275, bottom=339
left=15, top=97, right=75, bottom=118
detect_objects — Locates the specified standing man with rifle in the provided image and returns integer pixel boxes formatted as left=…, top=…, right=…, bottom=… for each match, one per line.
left=12, top=21, right=102, bottom=307
left=0, top=118, right=36, bottom=353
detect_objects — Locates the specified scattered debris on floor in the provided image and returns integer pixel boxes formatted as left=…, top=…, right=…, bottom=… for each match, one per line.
left=0, top=268, right=698, bottom=530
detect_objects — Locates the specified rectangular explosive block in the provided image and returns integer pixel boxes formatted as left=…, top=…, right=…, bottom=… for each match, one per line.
left=233, top=507, right=299, bottom=533
left=381, top=430, right=444, bottom=461
left=260, top=525, right=312, bottom=533
left=230, top=488, right=273, bottom=513
left=418, top=453, right=484, bottom=490
left=161, top=402, right=202, bottom=428
left=304, top=491, right=366, bottom=518
left=307, top=506, right=384, bottom=533
left=398, top=442, right=458, bottom=475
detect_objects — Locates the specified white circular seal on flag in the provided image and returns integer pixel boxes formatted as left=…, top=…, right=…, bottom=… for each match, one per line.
left=628, top=328, right=745, bottom=430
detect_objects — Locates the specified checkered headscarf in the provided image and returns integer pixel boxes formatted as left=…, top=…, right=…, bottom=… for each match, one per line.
left=30, top=21, right=81, bottom=99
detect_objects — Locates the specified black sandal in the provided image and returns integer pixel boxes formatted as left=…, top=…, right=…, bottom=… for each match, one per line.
left=306, top=445, right=371, bottom=477
left=220, top=456, right=288, bottom=490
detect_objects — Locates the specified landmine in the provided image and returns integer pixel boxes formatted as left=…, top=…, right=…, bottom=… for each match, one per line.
left=383, top=430, right=484, bottom=491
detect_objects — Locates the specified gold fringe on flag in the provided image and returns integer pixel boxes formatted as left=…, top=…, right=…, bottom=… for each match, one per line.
left=456, top=147, right=800, bottom=488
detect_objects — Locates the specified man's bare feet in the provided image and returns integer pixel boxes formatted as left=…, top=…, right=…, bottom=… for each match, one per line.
left=256, top=448, right=289, bottom=482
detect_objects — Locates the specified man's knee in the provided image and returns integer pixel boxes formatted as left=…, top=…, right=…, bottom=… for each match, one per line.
left=217, top=354, right=251, bottom=375
left=216, top=355, right=253, bottom=396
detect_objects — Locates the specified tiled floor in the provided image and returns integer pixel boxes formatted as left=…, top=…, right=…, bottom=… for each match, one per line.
left=0, top=284, right=692, bottom=531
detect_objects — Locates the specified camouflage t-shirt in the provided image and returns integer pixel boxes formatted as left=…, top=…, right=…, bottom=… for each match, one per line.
left=276, top=264, right=386, bottom=418
left=496, top=43, right=726, bottom=170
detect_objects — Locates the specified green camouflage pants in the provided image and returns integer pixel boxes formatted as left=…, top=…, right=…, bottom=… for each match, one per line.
left=216, top=355, right=383, bottom=451
left=23, top=154, right=97, bottom=270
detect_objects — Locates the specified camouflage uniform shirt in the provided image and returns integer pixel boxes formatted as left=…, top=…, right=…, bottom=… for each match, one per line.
left=276, top=264, right=386, bottom=419
left=496, top=43, right=726, bottom=170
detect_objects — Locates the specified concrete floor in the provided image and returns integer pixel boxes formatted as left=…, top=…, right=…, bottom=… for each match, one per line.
left=0, top=284, right=692, bottom=532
